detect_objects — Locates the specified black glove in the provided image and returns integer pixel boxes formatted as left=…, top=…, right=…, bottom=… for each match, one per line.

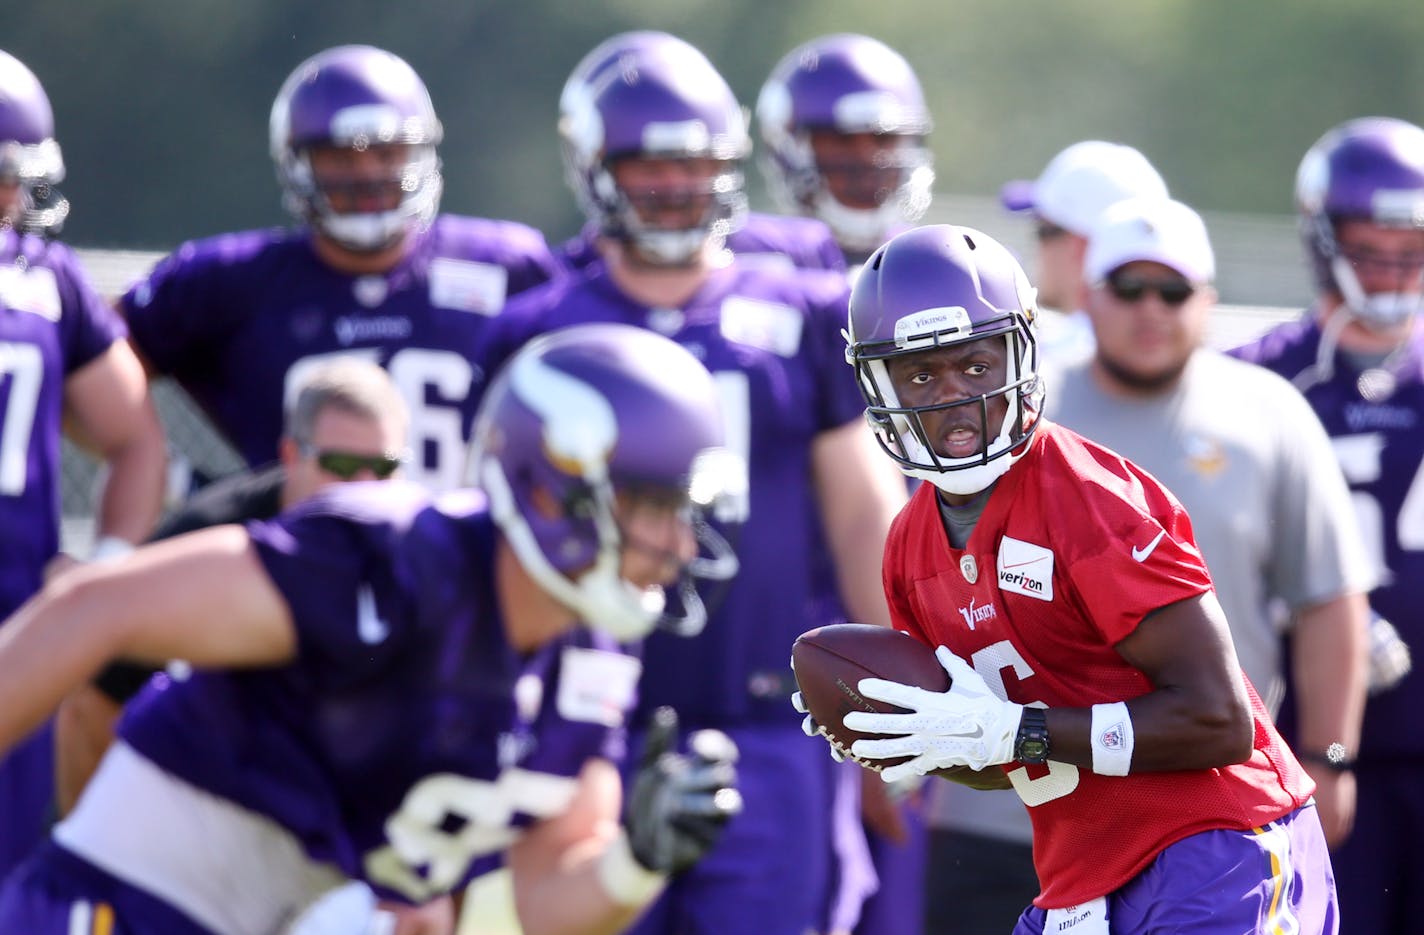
left=625, top=707, right=743, bottom=875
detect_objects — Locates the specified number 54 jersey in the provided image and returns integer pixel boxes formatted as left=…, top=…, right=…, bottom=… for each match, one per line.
left=883, top=422, right=1313, bottom=909
left=120, top=217, right=558, bottom=490
left=48, top=482, right=635, bottom=933
left=1231, top=316, right=1424, bottom=763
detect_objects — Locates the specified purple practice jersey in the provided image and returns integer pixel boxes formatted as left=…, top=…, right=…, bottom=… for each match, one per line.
left=1232, top=316, right=1424, bottom=760
left=555, top=212, right=847, bottom=276
left=102, top=482, right=635, bottom=911
left=0, top=230, right=126, bottom=616
left=486, top=260, right=864, bottom=728
left=121, top=217, right=558, bottom=490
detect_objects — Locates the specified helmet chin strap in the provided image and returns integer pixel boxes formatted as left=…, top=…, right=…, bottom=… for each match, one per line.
left=814, top=193, right=901, bottom=255
left=1330, top=255, right=1424, bottom=331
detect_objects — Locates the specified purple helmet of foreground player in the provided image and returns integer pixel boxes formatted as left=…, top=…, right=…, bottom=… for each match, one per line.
left=559, top=34, right=749, bottom=265
left=0, top=49, right=69, bottom=235
left=756, top=34, right=933, bottom=254
left=470, top=323, right=742, bottom=641
left=1297, top=116, right=1424, bottom=330
left=269, top=45, right=443, bottom=252
left=846, top=225, right=1043, bottom=496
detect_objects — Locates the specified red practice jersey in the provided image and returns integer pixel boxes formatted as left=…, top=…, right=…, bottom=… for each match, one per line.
left=883, top=421, right=1313, bottom=908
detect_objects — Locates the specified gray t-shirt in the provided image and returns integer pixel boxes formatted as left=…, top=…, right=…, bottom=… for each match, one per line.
left=1045, top=348, right=1375, bottom=712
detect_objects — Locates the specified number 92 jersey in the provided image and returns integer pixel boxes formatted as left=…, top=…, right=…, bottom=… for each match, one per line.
left=0, top=230, right=126, bottom=614
left=120, top=217, right=558, bottom=490
left=114, top=481, right=636, bottom=910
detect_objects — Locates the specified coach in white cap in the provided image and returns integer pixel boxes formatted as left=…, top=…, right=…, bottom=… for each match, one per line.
left=999, top=141, right=1169, bottom=368
left=1055, top=194, right=1373, bottom=841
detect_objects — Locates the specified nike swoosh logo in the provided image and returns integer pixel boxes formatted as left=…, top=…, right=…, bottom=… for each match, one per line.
left=356, top=583, right=390, bottom=645
left=1131, top=530, right=1167, bottom=563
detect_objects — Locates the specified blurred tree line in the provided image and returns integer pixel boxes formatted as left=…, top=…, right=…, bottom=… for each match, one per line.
left=8, top=0, right=1424, bottom=252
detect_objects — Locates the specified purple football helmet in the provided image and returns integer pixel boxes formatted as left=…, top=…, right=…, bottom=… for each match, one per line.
left=756, top=35, right=933, bottom=255
left=1297, top=116, right=1424, bottom=330
left=269, top=45, right=443, bottom=252
left=469, top=323, right=741, bottom=641
left=559, top=33, right=749, bottom=266
left=0, top=50, right=69, bottom=235
left=846, top=225, right=1043, bottom=495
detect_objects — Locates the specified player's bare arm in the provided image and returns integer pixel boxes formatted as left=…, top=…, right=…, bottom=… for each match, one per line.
left=811, top=418, right=908, bottom=632
left=0, top=526, right=296, bottom=755
left=61, top=338, right=167, bottom=547
left=1094, top=591, right=1254, bottom=770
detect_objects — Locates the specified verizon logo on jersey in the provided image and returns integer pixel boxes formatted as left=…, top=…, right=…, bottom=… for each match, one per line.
left=958, top=598, right=997, bottom=630
left=996, top=536, right=1054, bottom=602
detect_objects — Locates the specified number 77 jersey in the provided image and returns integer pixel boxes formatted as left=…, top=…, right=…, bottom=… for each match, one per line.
left=120, top=215, right=558, bottom=490
left=0, top=230, right=127, bottom=615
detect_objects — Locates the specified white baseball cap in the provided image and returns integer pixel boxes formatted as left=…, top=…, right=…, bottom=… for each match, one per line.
left=1085, top=197, right=1216, bottom=284
left=1000, top=141, right=1169, bottom=235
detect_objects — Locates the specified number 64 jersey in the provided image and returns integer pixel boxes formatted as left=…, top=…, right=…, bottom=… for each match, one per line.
left=882, top=421, right=1313, bottom=910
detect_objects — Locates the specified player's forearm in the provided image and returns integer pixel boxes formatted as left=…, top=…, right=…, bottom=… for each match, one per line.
left=0, top=571, right=127, bottom=754
left=1291, top=593, right=1369, bottom=756
left=815, top=427, right=906, bottom=629
left=92, top=410, right=168, bottom=546
left=511, top=832, right=661, bottom=935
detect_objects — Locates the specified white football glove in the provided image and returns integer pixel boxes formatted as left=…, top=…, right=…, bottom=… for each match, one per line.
left=845, top=646, right=1025, bottom=782
left=790, top=689, right=845, bottom=762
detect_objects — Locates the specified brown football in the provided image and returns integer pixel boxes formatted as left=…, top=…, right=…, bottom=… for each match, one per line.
left=791, top=623, right=950, bottom=772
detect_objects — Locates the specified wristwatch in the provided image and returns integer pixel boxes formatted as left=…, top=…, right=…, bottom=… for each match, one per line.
left=1300, top=742, right=1355, bottom=773
left=1014, top=708, right=1051, bottom=764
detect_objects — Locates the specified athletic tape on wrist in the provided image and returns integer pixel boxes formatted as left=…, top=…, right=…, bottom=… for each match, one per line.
left=597, top=829, right=668, bottom=907
left=89, top=536, right=136, bottom=563
left=1090, top=702, right=1134, bottom=776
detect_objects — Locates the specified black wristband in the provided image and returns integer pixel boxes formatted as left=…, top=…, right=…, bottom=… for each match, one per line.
left=1014, top=707, right=1051, bottom=764
left=1299, top=742, right=1354, bottom=773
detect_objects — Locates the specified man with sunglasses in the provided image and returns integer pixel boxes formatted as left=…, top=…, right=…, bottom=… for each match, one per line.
left=1047, top=196, right=1372, bottom=851
left=999, top=141, right=1168, bottom=368
left=1230, top=117, right=1424, bottom=935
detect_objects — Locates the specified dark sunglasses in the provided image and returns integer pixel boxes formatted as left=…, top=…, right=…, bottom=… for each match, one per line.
left=299, top=444, right=403, bottom=480
left=1034, top=222, right=1070, bottom=242
left=1105, top=272, right=1196, bottom=307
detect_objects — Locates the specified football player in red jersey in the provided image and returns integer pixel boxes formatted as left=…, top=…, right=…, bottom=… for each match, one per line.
left=799, top=224, right=1337, bottom=933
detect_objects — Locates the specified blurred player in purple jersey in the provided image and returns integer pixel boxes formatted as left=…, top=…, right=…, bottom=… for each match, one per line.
left=756, top=34, right=934, bottom=270
left=755, top=34, right=935, bottom=935
left=1230, top=116, right=1424, bottom=935
left=552, top=31, right=847, bottom=277
left=0, top=323, right=745, bottom=935
left=0, top=48, right=167, bottom=882
left=46, top=358, right=449, bottom=933
left=488, top=38, right=908, bottom=935
left=119, top=45, right=559, bottom=492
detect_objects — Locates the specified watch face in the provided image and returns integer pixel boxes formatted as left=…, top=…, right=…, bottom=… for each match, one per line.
left=1018, top=739, right=1049, bottom=762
